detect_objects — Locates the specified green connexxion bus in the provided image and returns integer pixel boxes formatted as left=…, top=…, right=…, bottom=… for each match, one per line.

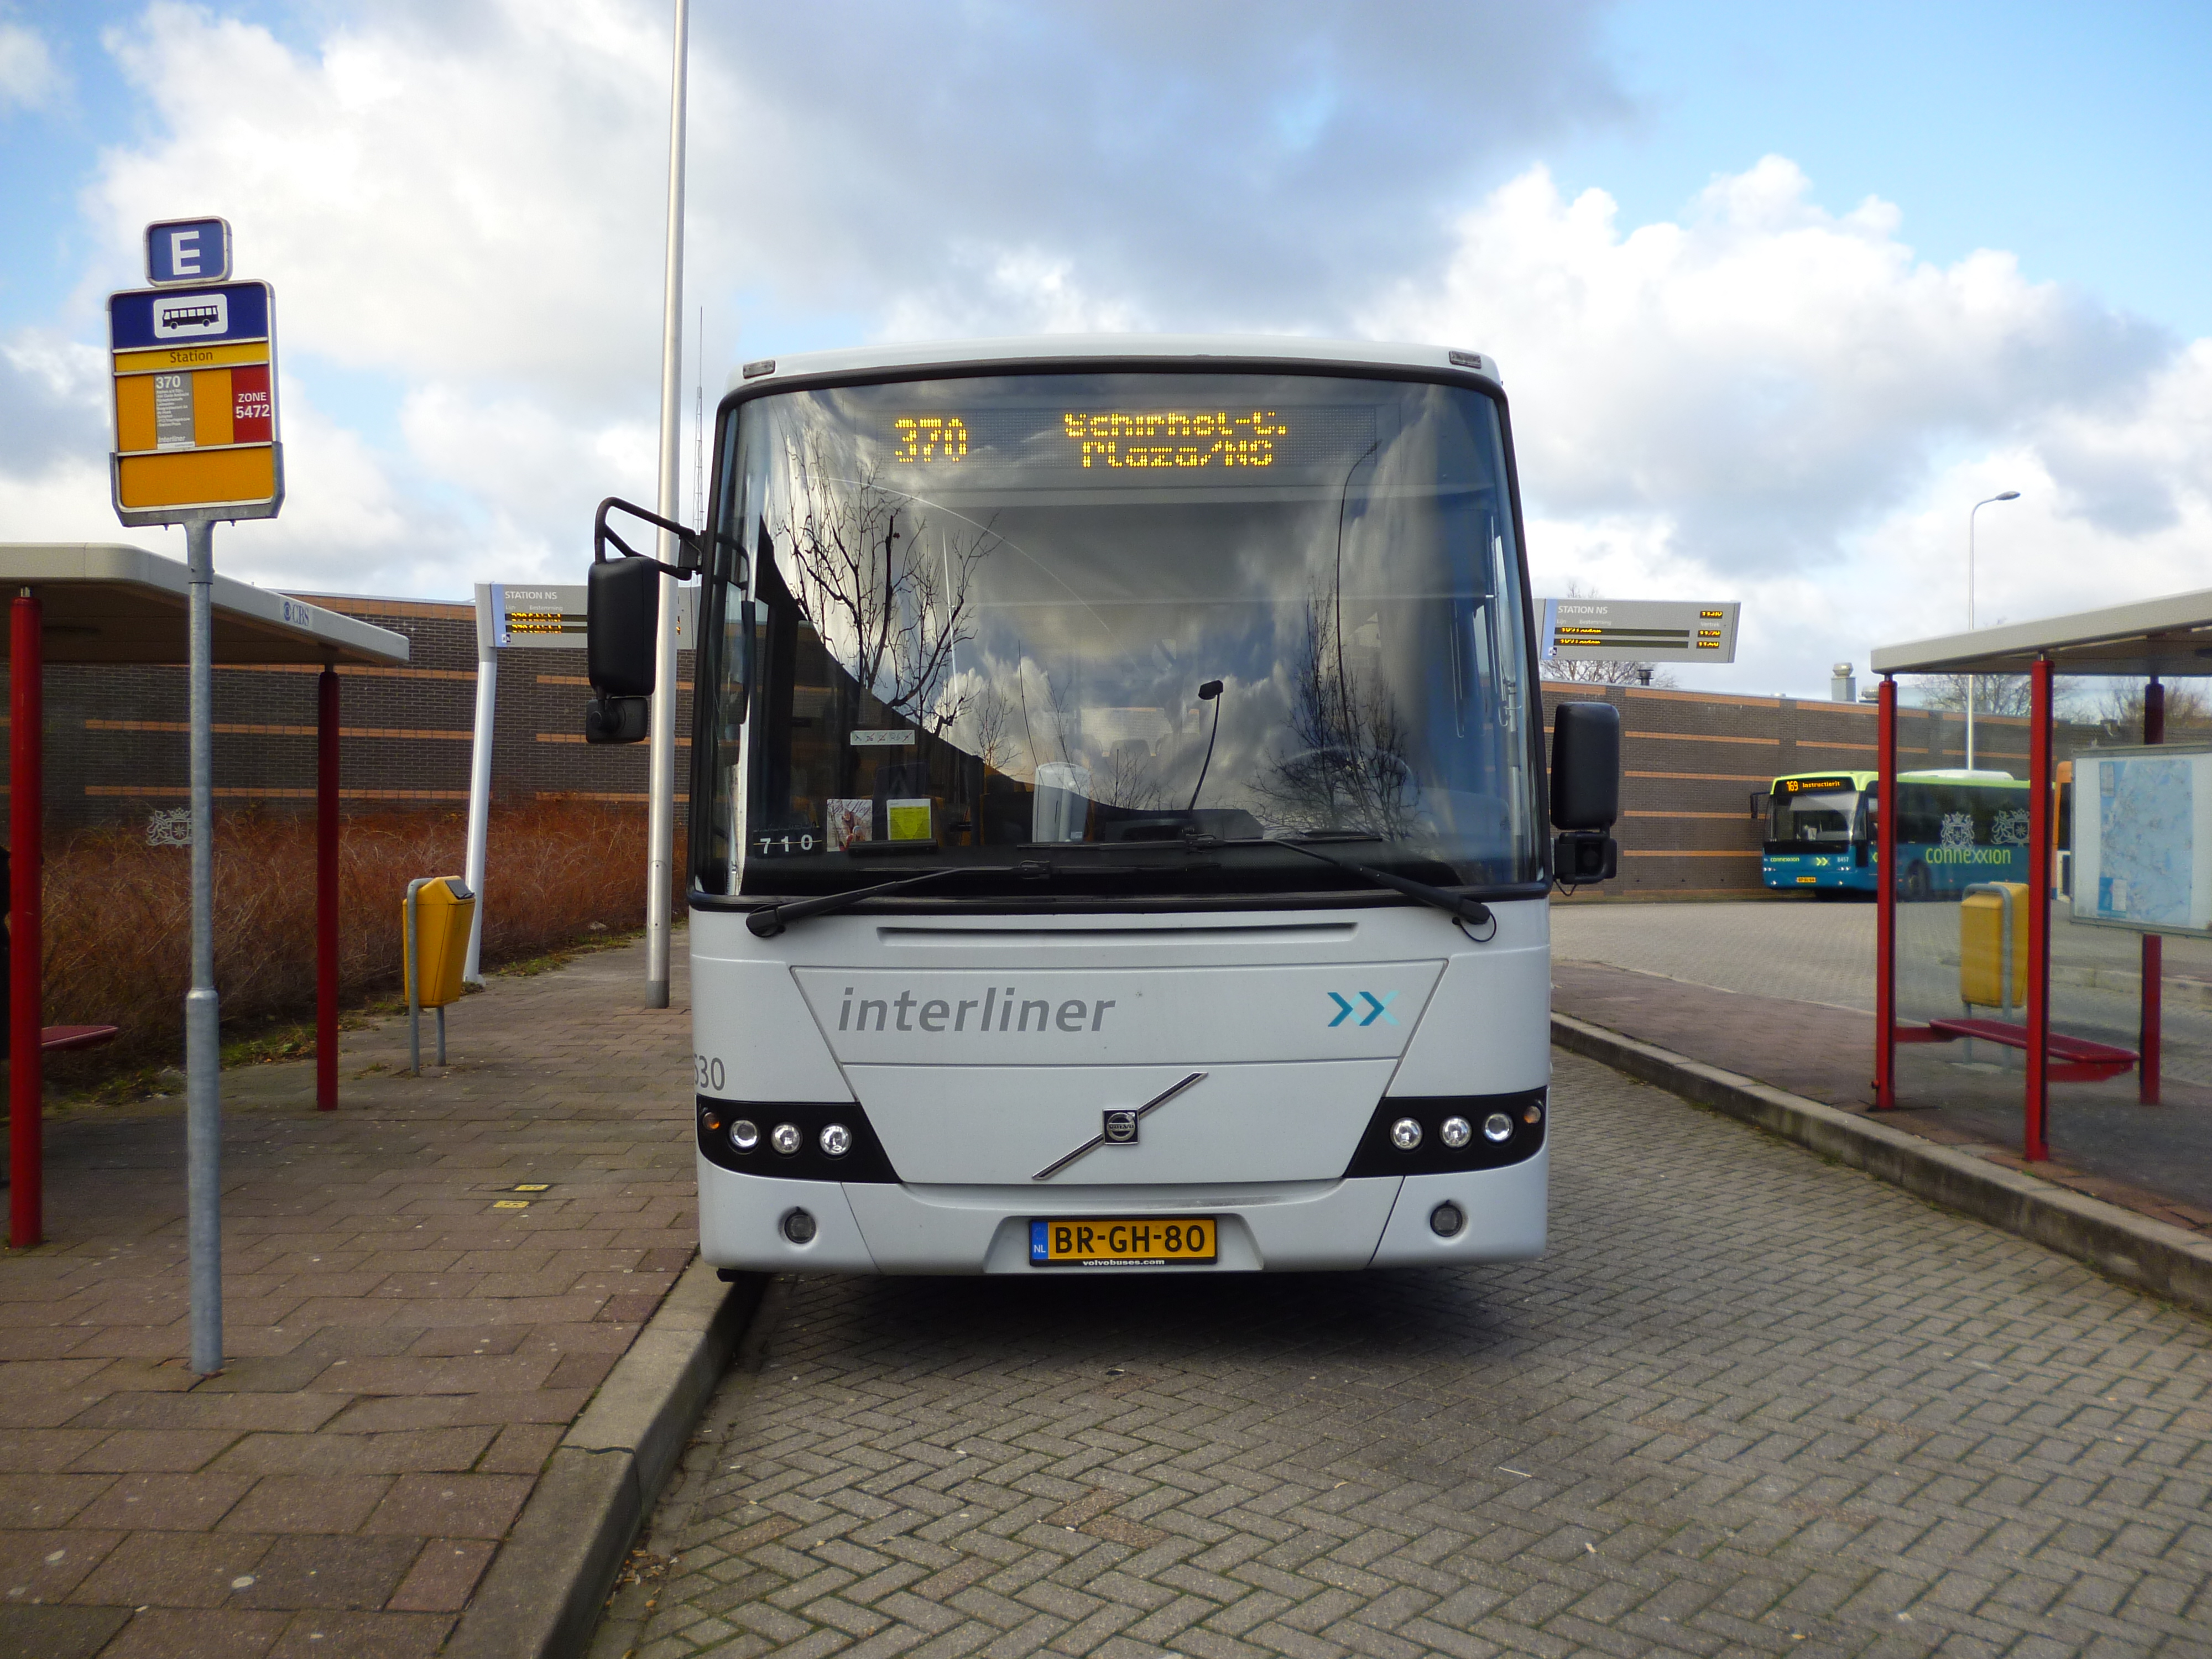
left=1760, top=768, right=2030, bottom=898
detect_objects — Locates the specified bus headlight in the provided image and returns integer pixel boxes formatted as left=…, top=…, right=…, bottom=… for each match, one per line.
left=770, top=1123, right=803, bottom=1155
left=1483, top=1113, right=1512, bottom=1142
left=728, top=1119, right=760, bottom=1152
left=1440, top=1116, right=1472, bottom=1149
left=1390, top=1117, right=1422, bottom=1150
left=819, top=1123, right=852, bottom=1158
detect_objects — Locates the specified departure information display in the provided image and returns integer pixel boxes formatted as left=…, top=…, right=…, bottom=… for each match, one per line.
left=1540, top=597, right=1741, bottom=663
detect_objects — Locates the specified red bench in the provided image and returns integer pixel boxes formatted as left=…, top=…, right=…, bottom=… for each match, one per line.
left=1917, top=1018, right=2137, bottom=1083
left=39, top=1025, right=119, bottom=1053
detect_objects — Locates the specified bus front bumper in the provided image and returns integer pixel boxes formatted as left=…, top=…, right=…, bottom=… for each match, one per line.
left=1762, top=853, right=1869, bottom=890
left=696, top=1148, right=1548, bottom=1274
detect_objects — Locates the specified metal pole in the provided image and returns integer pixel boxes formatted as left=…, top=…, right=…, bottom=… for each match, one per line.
left=462, top=622, right=496, bottom=987
left=1964, top=491, right=2020, bottom=772
left=1965, top=505, right=1978, bottom=770
left=316, top=664, right=339, bottom=1110
left=405, top=877, right=427, bottom=1076
left=2024, top=655, right=2053, bottom=1162
left=8, top=589, right=42, bottom=1247
left=184, top=519, right=222, bottom=1374
left=2141, top=677, right=2163, bottom=1104
left=1873, top=675, right=1897, bottom=1109
left=644, top=0, right=690, bottom=1010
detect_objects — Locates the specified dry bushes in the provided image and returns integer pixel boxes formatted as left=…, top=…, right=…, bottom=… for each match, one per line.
left=36, top=801, right=670, bottom=1076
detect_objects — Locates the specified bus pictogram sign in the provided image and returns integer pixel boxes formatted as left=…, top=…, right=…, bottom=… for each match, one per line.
left=108, top=274, right=283, bottom=526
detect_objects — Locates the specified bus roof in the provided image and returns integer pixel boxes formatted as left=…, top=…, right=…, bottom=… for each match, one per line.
left=723, top=336, right=1502, bottom=397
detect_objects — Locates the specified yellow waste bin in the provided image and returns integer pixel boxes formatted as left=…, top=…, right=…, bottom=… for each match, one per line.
left=404, top=877, right=476, bottom=1010
left=1959, top=881, right=2028, bottom=1013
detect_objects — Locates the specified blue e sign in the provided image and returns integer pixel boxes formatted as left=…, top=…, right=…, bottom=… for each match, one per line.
left=145, top=217, right=233, bottom=286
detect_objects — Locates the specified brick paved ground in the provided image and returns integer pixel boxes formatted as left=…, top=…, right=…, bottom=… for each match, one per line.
left=0, top=936, right=694, bottom=1658
left=592, top=1049, right=2212, bottom=1659
left=1550, top=902, right=2212, bottom=1227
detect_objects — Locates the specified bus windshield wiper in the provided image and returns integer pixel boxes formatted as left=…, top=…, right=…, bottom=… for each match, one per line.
left=1260, top=838, right=1494, bottom=928
left=747, top=861, right=1051, bottom=937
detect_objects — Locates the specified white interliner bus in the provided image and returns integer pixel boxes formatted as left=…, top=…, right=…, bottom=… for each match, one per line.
left=588, top=337, right=1619, bottom=1273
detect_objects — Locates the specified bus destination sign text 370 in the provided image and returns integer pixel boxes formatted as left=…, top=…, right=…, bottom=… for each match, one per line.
left=884, top=407, right=1383, bottom=474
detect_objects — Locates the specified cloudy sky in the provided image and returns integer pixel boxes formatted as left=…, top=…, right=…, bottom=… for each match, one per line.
left=2, top=0, right=2208, bottom=698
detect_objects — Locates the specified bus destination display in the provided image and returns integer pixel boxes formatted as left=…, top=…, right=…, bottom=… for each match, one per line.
left=1540, top=597, right=1741, bottom=664
left=888, top=405, right=1375, bottom=474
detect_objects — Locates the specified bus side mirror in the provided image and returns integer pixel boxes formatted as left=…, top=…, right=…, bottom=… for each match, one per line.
left=1551, top=700, right=1621, bottom=885
left=586, top=556, right=658, bottom=745
left=1551, top=701, right=1620, bottom=829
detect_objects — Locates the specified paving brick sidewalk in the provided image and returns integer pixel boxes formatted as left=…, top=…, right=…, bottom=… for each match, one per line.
left=594, top=1049, right=2212, bottom=1659
left=0, top=937, right=696, bottom=1659
left=1553, top=959, right=2212, bottom=1240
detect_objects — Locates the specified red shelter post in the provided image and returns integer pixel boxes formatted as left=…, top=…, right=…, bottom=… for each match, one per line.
left=1874, top=675, right=1898, bottom=1109
left=316, top=665, right=339, bottom=1111
left=9, top=590, right=41, bottom=1247
left=2140, top=677, right=2163, bottom=1105
left=2024, top=656, right=2053, bottom=1161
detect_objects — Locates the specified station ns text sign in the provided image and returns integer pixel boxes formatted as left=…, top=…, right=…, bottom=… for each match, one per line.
left=1540, top=597, right=1740, bottom=664
left=108, top=217, right=282, bottom=527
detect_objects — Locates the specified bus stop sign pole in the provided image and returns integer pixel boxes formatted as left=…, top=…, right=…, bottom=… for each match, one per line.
left=183, top=518, right=223, bottom=1373
left=110, top=221, right=284, bottom=1375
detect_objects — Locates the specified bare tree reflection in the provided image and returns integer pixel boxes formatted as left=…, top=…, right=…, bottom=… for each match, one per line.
left=1095, top=742, right=1164, bottom=811
left=772, top=446, right=992, bottom=733
left=1250, top=593, right=1416, bottom=837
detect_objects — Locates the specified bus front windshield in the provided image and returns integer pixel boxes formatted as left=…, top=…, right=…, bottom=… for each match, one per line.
left=698, top=371, right=1542, bottom=902
left=1768, top=785, right=1862, bottom=848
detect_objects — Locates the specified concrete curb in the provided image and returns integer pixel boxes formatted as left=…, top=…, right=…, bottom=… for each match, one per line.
left=1552, top=1011, right=2212, bottom=1321
left=443, top=1259, right=768, bottom=1659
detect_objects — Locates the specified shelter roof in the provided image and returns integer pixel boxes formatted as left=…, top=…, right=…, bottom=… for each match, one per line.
left=1871, top=588, right=2212, bottom=680
left=0, top=544, right=408, bottom=666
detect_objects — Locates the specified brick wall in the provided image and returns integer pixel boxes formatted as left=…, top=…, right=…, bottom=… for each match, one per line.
left=33, top=595, right=694, bottom=829
left=24, top=606, right=2081, bottom=907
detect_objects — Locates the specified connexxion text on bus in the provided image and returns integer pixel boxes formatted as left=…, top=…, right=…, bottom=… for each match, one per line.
left=582, top=337, right=1621, bottom=1274
left=1760, top=768, right=2030, bottom=898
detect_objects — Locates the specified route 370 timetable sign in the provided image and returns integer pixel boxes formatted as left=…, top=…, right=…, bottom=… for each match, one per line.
left=108, top=227, right=283, bottom=526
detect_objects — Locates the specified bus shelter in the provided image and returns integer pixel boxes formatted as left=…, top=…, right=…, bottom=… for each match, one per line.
left=1, top=544, right=408, bottom=1245
left=1870, top=587, right=2212, bottom=1159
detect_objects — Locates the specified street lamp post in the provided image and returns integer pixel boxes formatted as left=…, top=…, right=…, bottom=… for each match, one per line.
left=1965, top=490, right=2021, bottom=769
left=645, top=0, right=689, bottom=1009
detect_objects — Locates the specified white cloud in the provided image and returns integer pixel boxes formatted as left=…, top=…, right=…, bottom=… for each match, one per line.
left=41, top=0, right=1625, bottom=599
left=19, top=3, right=2211, bottom=703
left=0, top=21, right=59, bottom=111
left=93, top=2, right=677, bottom=400
left=1363, top=157, right=2210, bottom=695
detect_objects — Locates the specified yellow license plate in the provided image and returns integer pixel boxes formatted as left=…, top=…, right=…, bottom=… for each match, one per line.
left=1029, top=1216, right=1217, bottom=1266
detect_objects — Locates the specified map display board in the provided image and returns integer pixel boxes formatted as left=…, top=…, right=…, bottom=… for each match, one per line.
left=2071, top=745, right=2212, bottom=935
